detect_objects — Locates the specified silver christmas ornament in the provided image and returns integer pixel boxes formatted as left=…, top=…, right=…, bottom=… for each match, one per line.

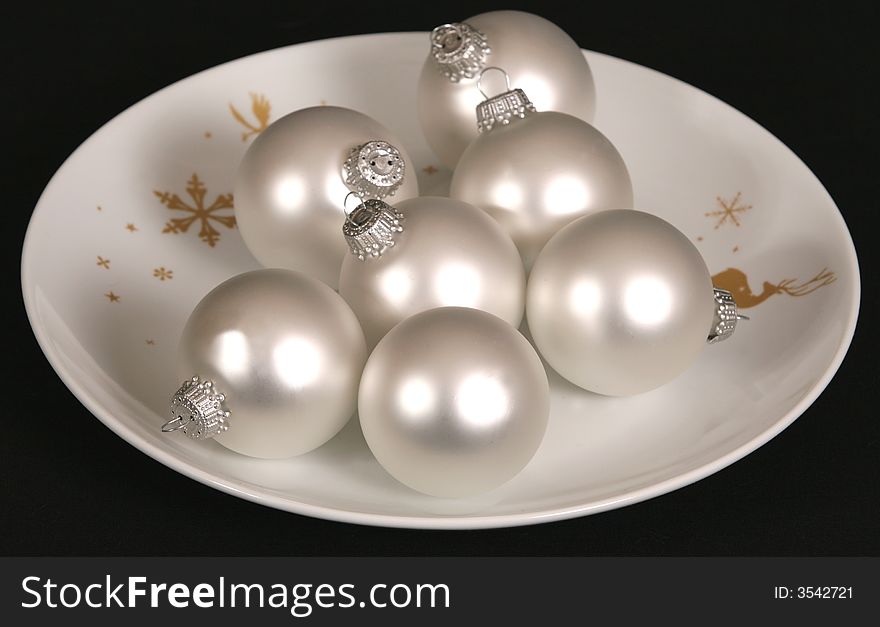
left=338, top=196, right=526, bottom=348
left=359, top=307, right=550, bottom=498
left=234, top=106, right=418, bottom=290
left=168, top=268, right=367, bottom=458
left=418, top=10, right=596, bottom=168
left=451, top=70, right=633, bottom=269
left=527, top=210, right=746, bottom=396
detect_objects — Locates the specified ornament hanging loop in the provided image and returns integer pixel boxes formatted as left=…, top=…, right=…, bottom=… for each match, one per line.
left=477, top=66, right=512, bottom=100
left=343, top=191, right=362, bottom=223
left=474, top=68, right=536, bottom=133
left=161, top=415, right=189, bottom=433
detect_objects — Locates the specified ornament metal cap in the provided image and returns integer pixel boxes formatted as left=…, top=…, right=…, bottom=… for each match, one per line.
left=342, top=193, right=405, bottom=261
left=475, top=67, right=537, bottom=133
left=163, top=375, right=230, bottom=440
left=343, top=140, right=406, bottom=199
left=707, top=288, right=749, bottom=344
left=429, top=22, right=491, bottom=82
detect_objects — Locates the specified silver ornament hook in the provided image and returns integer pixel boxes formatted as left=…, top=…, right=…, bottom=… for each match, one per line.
left=477, top=66, right=512, bottom=100
left=160, top=416, right=189, bottom=433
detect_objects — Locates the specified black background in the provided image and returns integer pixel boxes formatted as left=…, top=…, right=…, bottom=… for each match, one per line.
left=3, top=1, right=877, bottom=555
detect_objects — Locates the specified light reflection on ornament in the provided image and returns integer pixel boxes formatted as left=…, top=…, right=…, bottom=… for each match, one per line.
left=543, top=175, right=591, bottom=216
left=455, top=374, right=510, bottom=429
left=272, top=337, right=324, bottom=389
left=274, top=177, right=306, bottom=213
left=397, top=376, right=436, bottom=422
left=515, top=73, right=554, bottom=109
left=378, top=266, right=414, bottom=308
left=624, top=276, right=674, bottom=327
left=434, top=262, right=482, bottom=306
left=323, top=173, right=348, bottom=208
left=491, top=181, right=524, bottom=208
left=568, top=279, right=602, bottom=317
left=216, top=330, right=250, bottom=378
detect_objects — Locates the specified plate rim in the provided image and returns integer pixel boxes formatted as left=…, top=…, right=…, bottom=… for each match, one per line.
left=20, top=32, right=861, bottom=530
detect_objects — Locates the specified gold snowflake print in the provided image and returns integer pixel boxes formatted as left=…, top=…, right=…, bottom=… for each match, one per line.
left=153, top=267, right=173, bottom=281
left=125, top=223, right=139, bottom=232
left=155, top=174, right=235, bottom=247
left=705, top=192, right=752, bottom=229
left=96, top=256, right=110, bottom=269
left=105, top=291, right=121, bottom=303
left=229, top=93, right=271, bottom=141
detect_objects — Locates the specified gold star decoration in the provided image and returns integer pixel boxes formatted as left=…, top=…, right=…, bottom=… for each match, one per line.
left=229, top=92, right=271, bottom=141
left=125, top=223, right=139, bottom=232
left=706, top=192, right=752, bottom=229
left=105, top=291, right=120, bottom=303
left=422, top=165, right=438, bottom=175
left=96, top=256, right=110, bottom=269
left=153, top=267, right=173, bottom=281
left=156, top=174, right=235, bottom=247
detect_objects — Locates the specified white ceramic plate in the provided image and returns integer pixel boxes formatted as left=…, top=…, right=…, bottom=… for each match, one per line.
left=21, top=33, right=859, bottom=529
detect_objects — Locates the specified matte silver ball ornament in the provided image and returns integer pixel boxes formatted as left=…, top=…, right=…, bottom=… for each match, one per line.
left=234, top=106, right=418, bottom=289
left=418, top=10, right=596, bottom=168
left=527, top=210, right=744, bottom=396
left=450, top=73, right=633, bottom=269
left=167, top=269, right=367, bottom=458
left=358, top=307, right=550, bottom=498
left=339, top=196, right=526, bottom=348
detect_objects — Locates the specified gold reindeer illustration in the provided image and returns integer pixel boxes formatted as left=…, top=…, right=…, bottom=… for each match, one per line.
left=711, top=267, right=836, bottom=309
left=229, top=93, right=271, bottom=141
